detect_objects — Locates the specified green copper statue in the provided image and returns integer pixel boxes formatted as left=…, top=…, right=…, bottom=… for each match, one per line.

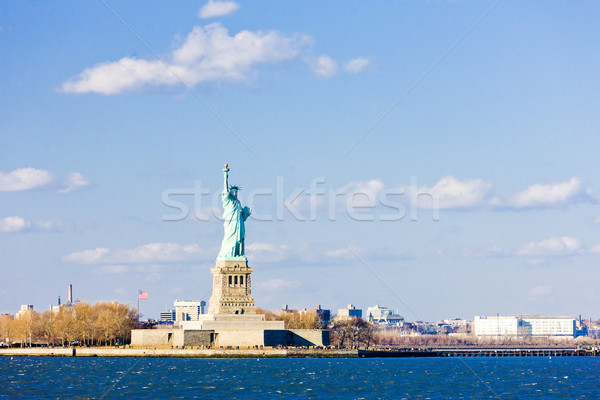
left=218, top=163, right=251, bottom=259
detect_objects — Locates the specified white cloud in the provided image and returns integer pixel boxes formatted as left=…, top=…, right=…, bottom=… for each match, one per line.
left=517, top=236, right=581, bottom=257
left=325, top=247, right=357, bottom=260
left=59, top=172, right=90, bottom=193
left=311, top=55, right=338, bottom=77
left=64, top=242, right=213, bottom=264
left=61, top=23, right=313, bottom=94
left=198, top=0, right=240, bottom=18
left=414, top=176, right=493, bottom=209
left=0, top=168, right=53, bottom=191
left=0, top=168, right=89, bottom=193
left=0, top=216, right=61, bottom=233
left=0, top=216, right=30, bottom=233
left=339, top=179, right=385, bottom=208
left=507, top=177, right=593, bottom=208
left=344, top=57, right=370, bottom=73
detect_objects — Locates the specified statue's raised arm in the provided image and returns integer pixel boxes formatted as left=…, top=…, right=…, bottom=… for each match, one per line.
left=223, top=163, right=230, bottom=194
left=217, top=164, right=249, bottom=260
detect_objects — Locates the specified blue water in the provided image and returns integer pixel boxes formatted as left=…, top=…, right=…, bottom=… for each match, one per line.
left=0, top=357, right=598, bottom=399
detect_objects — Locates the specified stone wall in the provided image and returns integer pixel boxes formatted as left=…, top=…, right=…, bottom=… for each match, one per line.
left=131, top=330, right=174, bottom=346
left=215, top=329, right=265, bottom=347
left=132, top=327, right=328, bottom=347
left=183, top=330, right=213, bottom=347
left=131, top=329, right=212, bottom=347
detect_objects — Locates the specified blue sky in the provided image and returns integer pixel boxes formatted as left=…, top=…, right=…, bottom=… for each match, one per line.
left=1, top=0, right=599, bottom=321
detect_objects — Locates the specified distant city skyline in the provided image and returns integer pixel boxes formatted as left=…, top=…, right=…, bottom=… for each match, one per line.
left=1, top=1, right=599, bottom=321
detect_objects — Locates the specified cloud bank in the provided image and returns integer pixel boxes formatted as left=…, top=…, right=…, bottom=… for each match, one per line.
left=411, top=176, right=594, bottom=210
left=64, top=242, right=214, bottom=265
left=61, top=12, right=370, bottom=94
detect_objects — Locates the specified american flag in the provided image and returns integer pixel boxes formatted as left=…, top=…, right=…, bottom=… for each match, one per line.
left=138, top=290, right=148, bottom=300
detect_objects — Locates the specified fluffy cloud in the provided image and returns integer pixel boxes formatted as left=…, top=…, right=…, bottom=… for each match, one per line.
left=344, top=57, right=370, bottom=73
left=0, top=168, right=89, bottom=192
left=61, top=22, right=323, bottom=94
left=0, top=168, right=53, bottom=191
left=59, top=172, right=90, bottom=193
left=410, top=176, right=594, bottom=210
left=517, top=236, right=582, bottom=257
left=414, top=176, right=493, bottom=209
left=507, top=177, right=593, bottom=208
left=0, top=216, right=29, bottom=233
left=64, top=242, right=213, bottom=264
left=0, top=216, right=61, bottom=233
left=339, top=179, right=385, bottom=208
left=198, top=0, right=240, bottom=18
left=311, top=55, right=338, bottom=77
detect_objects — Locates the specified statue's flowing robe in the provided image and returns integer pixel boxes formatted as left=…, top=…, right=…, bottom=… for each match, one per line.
left=218, top=191, right=249, bottom=258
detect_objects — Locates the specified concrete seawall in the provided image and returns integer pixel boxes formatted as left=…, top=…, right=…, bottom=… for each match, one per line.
left=0, top=347, right=357, bottom=358
left=3, top=347, right=596, bottom=358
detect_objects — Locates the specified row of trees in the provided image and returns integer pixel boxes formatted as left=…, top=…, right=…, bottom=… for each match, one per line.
left=329, top=318, right=376, bottom=348
left=0, top=302, right=138, bottom=347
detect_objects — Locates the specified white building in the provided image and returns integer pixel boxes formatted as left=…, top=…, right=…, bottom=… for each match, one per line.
left=366, top=305, right=404, bottom=326
left=174, top=300, right=206, bottom=322
left=474, top=315, right=576, bottom=337
left=15, top=305, right=33, bottom=319
left=474, top=316, right=520, bottom=336
left=520, top=315, right=576, bottom=337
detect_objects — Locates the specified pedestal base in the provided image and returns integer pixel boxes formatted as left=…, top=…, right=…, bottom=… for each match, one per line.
left=208, top=259, right=255, bottom=315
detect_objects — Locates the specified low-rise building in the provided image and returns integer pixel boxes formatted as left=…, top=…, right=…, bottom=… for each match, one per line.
left=366, top=305, right=404, bottom=326
left=174, top=300, right=206, bottom=322
left=159, top=309, right=176, bottom=323
left=336, top=304, right=362, bottom=320
left=474, top=315, right=576, bottom=337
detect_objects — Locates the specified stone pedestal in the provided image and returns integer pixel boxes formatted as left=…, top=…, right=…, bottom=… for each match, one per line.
left=208, top=258, right=255, bottom=315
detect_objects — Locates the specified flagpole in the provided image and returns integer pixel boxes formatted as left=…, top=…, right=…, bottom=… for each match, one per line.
left=137, top=291, right=140, bottom=323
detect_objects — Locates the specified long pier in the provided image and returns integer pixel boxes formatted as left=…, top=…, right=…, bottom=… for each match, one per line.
left=360, top=347, right=600, bottom=357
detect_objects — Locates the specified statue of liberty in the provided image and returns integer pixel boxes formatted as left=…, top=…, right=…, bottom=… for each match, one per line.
left=218, top=164, right=251, bottom=259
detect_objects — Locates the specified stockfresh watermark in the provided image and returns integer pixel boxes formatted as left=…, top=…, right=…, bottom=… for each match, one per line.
left=162, top=177, right=440, bottom=222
